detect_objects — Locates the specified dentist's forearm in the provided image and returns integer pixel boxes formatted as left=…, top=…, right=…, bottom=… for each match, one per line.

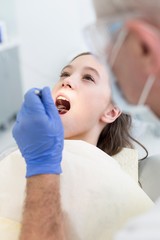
left=19, top=174, right=65, bottom=240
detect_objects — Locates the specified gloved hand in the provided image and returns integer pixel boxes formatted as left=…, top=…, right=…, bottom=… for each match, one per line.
left=12, top=87, right=64, bottom=177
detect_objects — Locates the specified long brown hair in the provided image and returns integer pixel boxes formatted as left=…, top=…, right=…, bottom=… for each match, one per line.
left=97, top=111, right=148, bottom=160
left=97, top=113, right=133, bottom=155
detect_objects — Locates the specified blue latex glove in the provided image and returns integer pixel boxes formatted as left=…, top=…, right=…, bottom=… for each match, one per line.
left=12, top=87, right=64, bottom=177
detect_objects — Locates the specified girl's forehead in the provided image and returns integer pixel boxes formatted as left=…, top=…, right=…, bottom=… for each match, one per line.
left=71, top=55, right=108, bottom=74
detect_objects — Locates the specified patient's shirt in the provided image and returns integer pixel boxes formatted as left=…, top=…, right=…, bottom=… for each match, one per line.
left=112, top=81, right=160, bottom=157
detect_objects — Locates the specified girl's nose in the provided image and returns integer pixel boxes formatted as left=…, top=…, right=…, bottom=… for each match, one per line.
left=62, top=82, right=72, bottom=88
left=61, top=76, right=76, bottom=89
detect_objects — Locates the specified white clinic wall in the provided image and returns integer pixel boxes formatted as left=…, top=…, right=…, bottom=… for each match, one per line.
left=14, top=0, right=96, bottom=93
left=0, top=0, right=17, bottom=38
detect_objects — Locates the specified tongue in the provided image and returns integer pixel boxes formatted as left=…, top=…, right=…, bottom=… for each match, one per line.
left=59, top=109, right=68, bottom=114
left=57, top=105, right=68, bottom=114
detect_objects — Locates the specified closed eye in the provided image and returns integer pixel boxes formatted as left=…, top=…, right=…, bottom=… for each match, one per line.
left=83, top=74, right=95, bottom=82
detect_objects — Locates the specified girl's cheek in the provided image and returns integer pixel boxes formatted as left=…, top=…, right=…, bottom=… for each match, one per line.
left=51, top=89, right=56, bottom=100
left=53, top=81, right=61, bottom=91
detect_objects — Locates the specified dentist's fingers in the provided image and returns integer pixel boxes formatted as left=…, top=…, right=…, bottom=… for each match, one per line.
left=40, top=87, right=59, bottom=120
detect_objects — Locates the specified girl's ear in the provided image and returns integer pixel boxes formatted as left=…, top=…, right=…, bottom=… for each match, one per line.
left=101, top=104, right=121, bottom=123
left=126, top=20, right=160, bottom=75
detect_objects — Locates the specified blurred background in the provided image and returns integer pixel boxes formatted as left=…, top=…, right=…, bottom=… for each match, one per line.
left=0, top=0, right=96, bottom=153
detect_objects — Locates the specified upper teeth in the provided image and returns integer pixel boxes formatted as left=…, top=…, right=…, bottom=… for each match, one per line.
left=57, top=96, right=68, bottom=101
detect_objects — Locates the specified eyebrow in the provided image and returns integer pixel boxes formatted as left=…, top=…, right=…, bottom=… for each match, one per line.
left=61, top=64, right=72, bottom=72
left=84, top=66, right=100, bottom=78
left=61, top=65, right=100, bottom=77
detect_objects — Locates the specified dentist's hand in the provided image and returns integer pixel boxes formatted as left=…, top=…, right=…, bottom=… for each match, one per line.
left=12, top=87, right=64, bottom=177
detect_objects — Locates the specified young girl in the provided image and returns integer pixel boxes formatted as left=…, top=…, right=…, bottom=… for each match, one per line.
left=52, top=52, right=133, bottom=156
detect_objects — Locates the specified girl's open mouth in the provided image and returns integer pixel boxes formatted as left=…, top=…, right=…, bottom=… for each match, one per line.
left=56, top=96, right=71, bottom=114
